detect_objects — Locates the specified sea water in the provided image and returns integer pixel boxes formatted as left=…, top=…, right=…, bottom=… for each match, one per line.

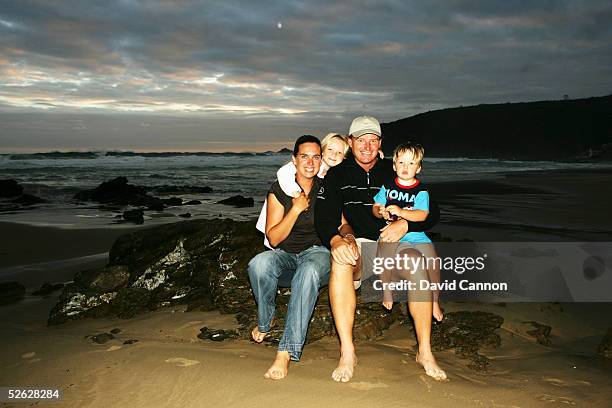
left=1, top=152, right=610, bottom=228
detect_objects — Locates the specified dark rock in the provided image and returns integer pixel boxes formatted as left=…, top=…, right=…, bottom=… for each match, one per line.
left=123, top=209, right=144, bottom=224
left=32, top=283, right=65, bottom=296
left=178, top=213, right=192, bottom=218
left=217, top=195, right=254, bottom=208
left=147, top=201, right=165, bottom=211
left=0, top=281, right=26, bottom=305
left=91, top=333, right=114, bottom=344
left=12, top=193, right=45, bottom=205
left=161, top=197, right=183, bottom=206
left=74, top=177, right=164, bottom=210
left=184, top=200, right=202, bottom=206
left=597, top=328, right=612, bottom=358
left=0, top=179, right=23, bottom=197
left=524, top=321, right=552, bottom=345
left=123, top=339, right=139, bottom=345
left=423, top=311, right=504, bottom=372
left=110, top=328, right=122, bottom=334
left=198, top=327, right=238, bottom=342
left=91, top=265, right=130, bottom=292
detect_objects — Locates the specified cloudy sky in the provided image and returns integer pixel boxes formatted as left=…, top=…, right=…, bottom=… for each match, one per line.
left=1, top=0, right=611, bottom=152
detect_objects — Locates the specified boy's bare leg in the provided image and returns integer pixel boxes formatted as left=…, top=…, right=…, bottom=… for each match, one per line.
left=377, top=241, right=398, bottom=310
left=417, top=243, right=443, bottom=322
left=329, top=260, right=358, bottom=382
left=264, top=351, right=290, bottom=380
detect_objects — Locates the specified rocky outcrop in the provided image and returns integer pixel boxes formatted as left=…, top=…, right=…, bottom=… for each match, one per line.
left=122, top=209, right=144, bottom=224
left=217, top=195, right=254, bottom=208
left=0, top=180, right=45, bottom=208
left=0, top=281, right=26, bottom=305
left=161, top=197, right=183, bottom=206
left=12, top=193, right=45, bottom=205
left=47, top=219, right=396, bottom=343
left=425, top=311, right=504, bottom=371
left=32, top=283, right=65, bottom=297
left=74, top=177, right=163, bottom=210
left=0, top=179, right=23, bottom=197
left=48, top=219, right=504, bottom=369
left=597, top=327, right=612, bottom=359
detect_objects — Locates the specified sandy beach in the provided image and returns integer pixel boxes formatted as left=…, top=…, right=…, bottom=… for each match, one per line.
left=1, top=168, right=611, bottom=407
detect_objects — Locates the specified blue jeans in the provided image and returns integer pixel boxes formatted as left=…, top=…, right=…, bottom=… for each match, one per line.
left=247, top=245, right=330, bottom=361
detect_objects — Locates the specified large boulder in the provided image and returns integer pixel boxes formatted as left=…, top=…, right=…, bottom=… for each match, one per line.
left=12, top=193, right=45, bottom=205
left=217, top=195, right=254, bottom=208
left=0, top=179, right=23, bottom=197
left=0, top=281, right=26, bottom=305
left=47, top=219, right=397, bottom=343
left=426, top=311, right=504, bottom=371
left=598, top=327, right=612, bottom=359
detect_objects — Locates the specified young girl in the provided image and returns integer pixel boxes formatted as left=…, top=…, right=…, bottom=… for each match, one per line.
left=256, top=133, right=350, bottom=247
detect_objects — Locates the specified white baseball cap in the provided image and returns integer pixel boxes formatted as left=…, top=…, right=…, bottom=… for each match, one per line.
left=348, top=116, right=381, bottom=138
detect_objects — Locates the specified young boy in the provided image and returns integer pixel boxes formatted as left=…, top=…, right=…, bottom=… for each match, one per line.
left=372, top=142, right=443, bottom=321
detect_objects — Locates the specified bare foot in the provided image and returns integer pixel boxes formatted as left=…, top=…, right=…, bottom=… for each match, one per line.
left=433, top=302, right=444, bottom=322
left=251, top=326, right=266, bottom=343
left=264, top=351, right=290, bottom=380
left=332, top=352, right=357, bottom=383
left=416, top=350, right=447, bottom=381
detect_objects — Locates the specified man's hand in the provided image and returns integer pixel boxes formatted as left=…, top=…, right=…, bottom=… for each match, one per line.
left=379, top=219, right=408, bottom=242
left=291, top=192, right=309, bottom=214
left=330, top=235, right=359, bottom=266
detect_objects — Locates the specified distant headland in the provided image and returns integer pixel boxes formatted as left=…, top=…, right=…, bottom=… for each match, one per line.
left=381, top=94, right=612, bottom=161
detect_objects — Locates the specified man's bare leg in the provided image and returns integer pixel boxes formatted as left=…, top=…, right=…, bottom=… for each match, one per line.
left=264, top=351, right=290, bottom=380
left=329, top=260, right=358, bottom=382
left=409, top=300, right=447, bottom=380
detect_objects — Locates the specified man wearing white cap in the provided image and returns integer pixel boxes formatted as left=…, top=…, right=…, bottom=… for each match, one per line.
left=315, top=116, right=447, bottom=382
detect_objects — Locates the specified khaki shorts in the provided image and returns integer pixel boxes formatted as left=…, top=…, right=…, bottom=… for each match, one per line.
left=353, top=238, right=376, bottom=289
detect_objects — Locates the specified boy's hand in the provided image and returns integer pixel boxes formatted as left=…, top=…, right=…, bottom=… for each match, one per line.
left=376, top=204, right=392, bottom=221
left=386, top=205, right=402, bottom=217
left=291, top=193, right=309, bottom=214
left=382, top=301, right=393, bottom=310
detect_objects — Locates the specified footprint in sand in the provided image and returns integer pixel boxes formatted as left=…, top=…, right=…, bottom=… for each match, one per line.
left=164, top=357, right=200, bottom=367
left=537, top=394, right=576, bottom=405
left=348, top=382, right=389, bottom=391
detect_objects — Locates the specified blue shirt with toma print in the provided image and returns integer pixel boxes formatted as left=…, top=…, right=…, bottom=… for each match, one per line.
left=373, top=178, right=432, bottom=244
